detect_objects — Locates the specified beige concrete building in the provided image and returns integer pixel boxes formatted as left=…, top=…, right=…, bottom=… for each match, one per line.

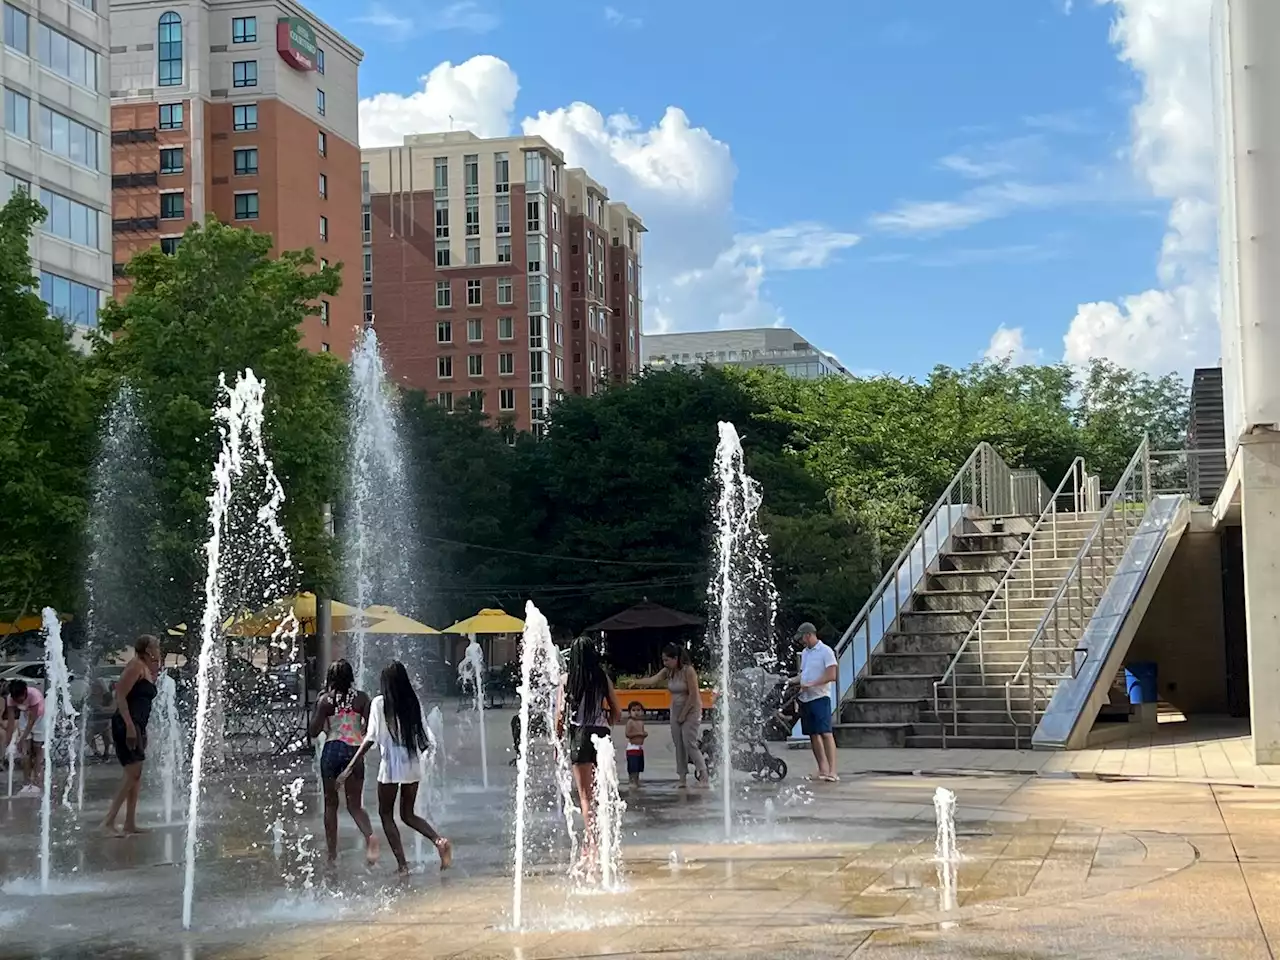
left=0, top=0, right=113, bottom=332
left=107, top=0, right=362, bottom=356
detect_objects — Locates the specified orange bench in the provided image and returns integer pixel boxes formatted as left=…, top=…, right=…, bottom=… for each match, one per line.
left=618, top=687, right=716, bottom=719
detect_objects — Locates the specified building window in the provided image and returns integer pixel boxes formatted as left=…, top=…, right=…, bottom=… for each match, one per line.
left=318, top=130, right=327, bottom=157
left=232, top=16, right=256, bottom=43
left=466, top=239, right=480, bottom=265
left=38, top=271, right=100, bottom=328
left=4, top=4, right=28, bottom=55
left=467, top=318, right=483, bottom=342
left=234, top=192, right=259, bottom=220
left=468, top=354, right=483, bottom=377
left=319, top=259, right=328, bottom=269
left=434, top=156, right=448, bottom=196
left=319, top=173, right=327, bottom=198
left=160, top=236, right=180, bottom=255
left=495, top=197, right=511, bottom=236
left=233, top=147, right=258, bottom=175
left=320, top=300, right=330, bottom=326
left=497, top=277, right=513, bottom=305
left=499, top=353, right=514, bottom=376
left=552, top=203, right=560, bottom=232
left=316, top=88, right=326, bottom=116
left=464, top=154, right=478, bottom=196
left=160, top=192, right=184, bottom=221
left=498, top=316, right=514, bottom=340
left=627, top=259, right=634, bottom=284
left=495, top=152, right=509, bottom=194
left=469, top=389, right=484, bottom=411
left=436, top=245, right=450, bottom=268
left=316, top=47, right=325, bottom=74
left=555, top=321, right=562, bottom=345
left=4, top=88, right=28, bottom=139
left=499, top=387, right=515, bottom=411
left=319, top=342, right=330, bottom=352
left=552, top=243, right=560, bottom=272
left=362, top=204, right=371, bottom=242
left=529, top=351, right=544, bottom=384
left=159, top=103, right=183, bottom=130
left=436, top=280, right=451, bottom=308
left=628, top=293, right=635, bottom=318
left=39, top=23, right=99, bottom=91
left=437, top=320, right=451, bottom=343
left=465, top=196, right=479, bottom=236
left=319, top=215, right=328, bottom=241
left=362, top=251, right=372, bottom=283
left=159, top=147, right=183, bottom=174
left=233, top=104, right=257, bottom=131
left=555, top=356, right=564, bottom=382
left=528, top=278, right=544, bottom=314
left=527, top=199, right=541, bottom=232
left=438, top=355, right=453, bottom=379
left=497, top=240, right=512, bottom=264
left=363, top=292, right=373, bottom=319
left=467, top=279, right=482, bottom=306
left=529, top=316, right=544, bottom=349
left=438, top=391, right=453, bottom=411
left=232, top=60, right=257, bottom=87
left=527, top=238, right=542, bottom=274
left=525, top=152, right=542, bottom=187
left=38, top=187, right=99, bottom=248
left=435, top=199, right=448, bottom=239
left=157, top=12, right=182, bottom=87
left=553, top=282, right=561, bottom=311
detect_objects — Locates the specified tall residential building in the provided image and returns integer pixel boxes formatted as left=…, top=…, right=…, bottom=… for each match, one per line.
left=362, top=131, right=647, bottom=434
left=642, top=327, right=852, bottom=379
left=606, top=200, right=644, bottom=384
left=107, top=0, right=362, bottom=356
left=362, top=131, right=570, bottom=436
left=1, top=0, right=113, bottom=335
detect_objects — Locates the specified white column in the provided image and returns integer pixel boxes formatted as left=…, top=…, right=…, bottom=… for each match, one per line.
left=1241, top=435, right=1280, bottom=763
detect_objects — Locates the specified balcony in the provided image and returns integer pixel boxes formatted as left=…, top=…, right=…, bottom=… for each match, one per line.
left=111, top=128, right=158, bottom=144
left=112, top=172, right=159, bottom=190
left=112, top=216, right=160, bottom=233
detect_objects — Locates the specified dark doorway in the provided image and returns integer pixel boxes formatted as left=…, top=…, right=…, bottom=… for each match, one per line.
left=1221, top=525, right=1249, bottom=718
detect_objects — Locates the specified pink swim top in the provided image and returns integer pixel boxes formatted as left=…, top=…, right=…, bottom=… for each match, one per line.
left=6, top=686, right=44, bottom=723
left=327, top=690, right=365, bottom=746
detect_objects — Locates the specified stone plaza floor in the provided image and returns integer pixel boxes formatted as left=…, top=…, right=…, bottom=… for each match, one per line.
left=1, top=714, right=1276, bottom=958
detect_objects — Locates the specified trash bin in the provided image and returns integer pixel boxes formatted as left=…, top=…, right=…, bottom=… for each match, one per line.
left=1124, top=662, right=1158, bottom=705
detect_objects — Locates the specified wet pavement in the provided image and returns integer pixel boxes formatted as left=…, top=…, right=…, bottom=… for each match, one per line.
left=2, top=709, right=1279, bottom=958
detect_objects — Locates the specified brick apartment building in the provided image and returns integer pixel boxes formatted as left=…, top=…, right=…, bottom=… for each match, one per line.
left=107, top=0, right=362, bottom=357
left=362, top=130, right=645, bottom=435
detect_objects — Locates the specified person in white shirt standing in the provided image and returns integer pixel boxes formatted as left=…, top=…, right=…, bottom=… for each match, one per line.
left=795, top=622, right=839, bottom=782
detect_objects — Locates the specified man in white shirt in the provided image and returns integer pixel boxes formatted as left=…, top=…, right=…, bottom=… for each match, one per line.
left=795, top=622, right=839, bottom=782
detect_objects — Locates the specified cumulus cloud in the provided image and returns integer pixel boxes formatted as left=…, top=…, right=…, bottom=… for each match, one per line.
left=1061, top=0, right=1218, bottom=372
left=603, top=6, right=642, bottom=28
left=985, top=326, right=1044, bottom=365
left=359, top=57, right=858, bottom=333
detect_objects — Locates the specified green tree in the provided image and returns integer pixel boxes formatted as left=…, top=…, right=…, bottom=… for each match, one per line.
left=0, top=193, right=92, bottom=616
left=91, top=218, right=348, bottom=633
left=1075, top=358, right=1189, bottom=487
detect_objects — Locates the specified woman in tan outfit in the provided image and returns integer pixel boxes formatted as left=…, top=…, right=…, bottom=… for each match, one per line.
left=626, top=643, right=709, bottom=789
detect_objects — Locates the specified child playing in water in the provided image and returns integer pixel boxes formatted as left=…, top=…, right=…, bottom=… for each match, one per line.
left=625, top=701, right=647, bottom=789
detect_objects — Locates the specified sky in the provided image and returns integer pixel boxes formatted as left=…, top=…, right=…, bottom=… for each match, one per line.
left=303, top=0, right=1220, bottom=379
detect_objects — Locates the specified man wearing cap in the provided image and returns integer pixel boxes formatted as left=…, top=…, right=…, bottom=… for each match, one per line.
left=795, top=622, right=839, bottom=782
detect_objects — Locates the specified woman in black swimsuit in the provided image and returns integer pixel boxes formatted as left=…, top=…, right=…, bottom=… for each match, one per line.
left=102, top=635, right=160, bottom=837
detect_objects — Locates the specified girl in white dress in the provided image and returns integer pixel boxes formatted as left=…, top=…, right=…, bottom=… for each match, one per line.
left=338, top=660, right=452, bottom=874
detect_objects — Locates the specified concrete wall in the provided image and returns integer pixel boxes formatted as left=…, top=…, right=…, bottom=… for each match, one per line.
left=1127, top=531, right=1229, bottom=714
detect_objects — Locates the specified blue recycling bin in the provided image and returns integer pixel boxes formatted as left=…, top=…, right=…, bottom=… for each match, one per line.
left=1124, top=662, right=1158, bottom=705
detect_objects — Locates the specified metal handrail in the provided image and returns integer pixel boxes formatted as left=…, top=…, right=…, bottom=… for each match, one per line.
left=832, top=443, right=1021, bottom=700
left=1003, top=436, right=1152, bottom=744
left=931, top=457, right=1088, bottom=748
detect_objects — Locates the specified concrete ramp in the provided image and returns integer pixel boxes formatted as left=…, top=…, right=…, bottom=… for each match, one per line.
left=1033, top=495, right=1192, bottom=750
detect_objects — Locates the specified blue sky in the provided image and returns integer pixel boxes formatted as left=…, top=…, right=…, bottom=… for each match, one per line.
left=306, top=0, right=1218, bottom=378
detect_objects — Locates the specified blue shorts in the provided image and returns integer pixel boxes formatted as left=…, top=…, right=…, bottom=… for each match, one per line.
left=800, top=697, right=833, bottom=736
left=626, top=751, right=644, bottom=775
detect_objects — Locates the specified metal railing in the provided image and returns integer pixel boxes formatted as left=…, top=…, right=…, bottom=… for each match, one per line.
left=1004, top=437, right=1152, bottom=745
left=1149, top=447, right=1229, bottom=504
left=932, top=458, right=1090, bottom=747
left=832, top=443, right=1029, bottom=706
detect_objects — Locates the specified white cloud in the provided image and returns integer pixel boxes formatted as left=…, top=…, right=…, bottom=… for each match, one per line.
left=358, top=57, right=857, bottom=333
left=1061, top=0, right=1218, bottom=372
left=985, top=326, right=1044, bottom=365
left=603, top=6, right=642, bottom=28
left=355, top=1, right=498, bottom=36
left=937, top=154, right=1016, bottom=180
left=871, top=180, right=1089, bottom=234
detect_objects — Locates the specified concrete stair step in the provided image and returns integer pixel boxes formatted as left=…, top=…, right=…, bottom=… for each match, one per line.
left=842, top=698, right=926, bottom=724
left=833, top=723, right=910, bottom=748
left=900, top=611, right=982, bottom=633
left=856, top=675, right=939, bottom=699
left=905, top=734, right=1025, bottom=749
left=881, top=631, right=967, bottom=655
left=872, top=652, right=954, bottom=676
left=939, top=551, right=1015, bottom=573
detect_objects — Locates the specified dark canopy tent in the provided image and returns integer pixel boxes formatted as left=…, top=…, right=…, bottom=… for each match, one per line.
left=587, top=601, right=705, bottom=676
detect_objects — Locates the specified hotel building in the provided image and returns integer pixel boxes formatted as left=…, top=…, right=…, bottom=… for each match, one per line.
left=0, top=0, right=113, bottom=335
left=107, top=0, right=362, bottom=356
left=362, top=130, right=645, bottom=435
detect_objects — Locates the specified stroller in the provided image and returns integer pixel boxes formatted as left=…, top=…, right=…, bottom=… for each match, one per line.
left=696, top=667, right=798, bottom=783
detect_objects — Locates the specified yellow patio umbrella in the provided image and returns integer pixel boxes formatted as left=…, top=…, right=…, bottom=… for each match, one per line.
left=0, top=613, right=70, bottom=636
left=444, top=608, right=525, bottom=635
left=224, top=592, right=363, bottom=638
left=337, top=607, right=439, bottom=635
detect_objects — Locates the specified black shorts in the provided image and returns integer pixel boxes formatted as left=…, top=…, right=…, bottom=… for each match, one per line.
left=568, top=725, right=611, bottom=766
left=321, top=740, right=362, bottom=781
left=626, top=751, right=644, bottom=775
left=111, top=714, right=147, bottom=767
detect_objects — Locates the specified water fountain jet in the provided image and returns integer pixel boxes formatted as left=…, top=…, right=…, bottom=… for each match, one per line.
left=457, top=638, right=489, bottom=789
left=39, top=607, right=77, bottom=892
